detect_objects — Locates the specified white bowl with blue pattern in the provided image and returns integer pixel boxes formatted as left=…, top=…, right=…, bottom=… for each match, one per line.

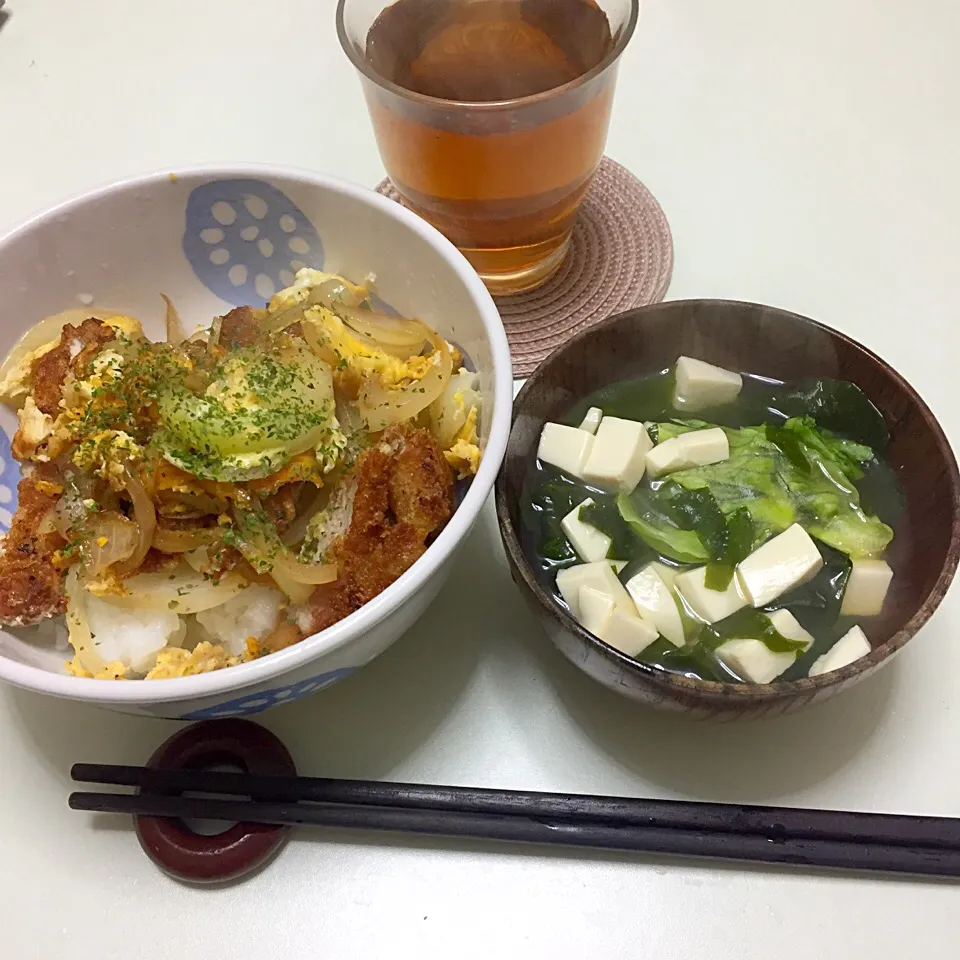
left=0, top=165, right=512, bottom=718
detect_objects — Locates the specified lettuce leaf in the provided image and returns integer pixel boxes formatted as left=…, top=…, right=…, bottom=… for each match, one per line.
left=623, top=417, right=892, bottom=561
left=665, top=424, right=798, bottom=544
left=617, top=489, right=711, bottom=564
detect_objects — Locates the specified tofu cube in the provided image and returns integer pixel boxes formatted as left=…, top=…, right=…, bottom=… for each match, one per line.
left=648, top=561, right=681, bottom=588
left=625, top=564, right=686, bottom=647
left=767, top=608, right=814, bottom=650
left=716, top=608, right=815, bottom=683
left=577, top=586, right=659, bottom=656
left=716, top=639, right=796, bottom=684
left=674, top=356, right=743, bottom=410
left=578, top=585, right=616, bottom=637
left=808, top=625, right=872, bottom=677
left=645, top=427, right=730, bottom=478
left=538, top=422, right=594, bottom=479
left=674, top=566, right=747, bottom=623
left=736, top=524, right=823, bottom=607
left=560, top=498, right=611, bottom=563
left=603, top=608, right=660, bottom=657
left=840, top=560, right=894, bottom=617
left=610, top=560, right=628, bottom=574
left=578, top=407, right=603, bottom=435
left=556, top=562, right=637, bottom=621
left=582, top=417, right=653, bottom=494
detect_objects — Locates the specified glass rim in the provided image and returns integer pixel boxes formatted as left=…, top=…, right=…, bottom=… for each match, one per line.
left=335, top=0, right=641, bottom=112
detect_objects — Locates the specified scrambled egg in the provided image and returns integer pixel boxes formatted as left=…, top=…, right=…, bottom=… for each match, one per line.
left=63, top=347, right=126, bottom=408
left=65, top=630, right=264, bottom=677
left=66, top=640, right=245, bottom=679
left=66, top=658, right=129, bottom=680
left=204, top=353, right=262, bottom=413
left=88, top=347, right=125, bottom=380
left=266, top=268, right=438, bottom=395
left=102, top=315, right=143, bottom=338
left=0, top=314, right=140, bottom=406
left=72, top=430, right=144, bottom=485
left=432, top=370, right=483, bottom=478
left=12, top=333, right=133, bottom=462
left=149, top=460, right=210, bottom=499
left=0, top=343, right=58, bottom=405
left=248, top=452, right=326, bottom=495
left=444, top=405, right=482, bottom=478
left=303, top=305, right=435, bottom=394
left=268, top=268, right=370, bottom=312
left=144, top=641, right=241, bottom=679
left=51, top=340, right=146, bottom=484
left=13, top=397, right=56, bottom=459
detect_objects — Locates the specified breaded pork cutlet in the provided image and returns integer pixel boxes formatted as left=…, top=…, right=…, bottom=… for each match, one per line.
left=298, top=425, right=454, bottom=638
left=0, top=465, right=67, bottom=626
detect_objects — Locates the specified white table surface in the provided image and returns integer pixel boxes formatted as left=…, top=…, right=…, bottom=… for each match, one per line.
left=2, top=0, right=960, bottom=956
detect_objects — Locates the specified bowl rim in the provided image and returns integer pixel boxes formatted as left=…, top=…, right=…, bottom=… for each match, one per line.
left=496, top=298, right=960, bottom=702
left=0, top=163, right=514, bottom=704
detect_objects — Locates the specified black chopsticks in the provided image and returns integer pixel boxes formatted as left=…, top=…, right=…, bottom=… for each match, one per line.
left=70, top=763, right=960, bottom=879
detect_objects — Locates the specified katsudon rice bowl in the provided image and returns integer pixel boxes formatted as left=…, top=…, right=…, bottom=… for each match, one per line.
left=0, top=167, right=511, bottom=718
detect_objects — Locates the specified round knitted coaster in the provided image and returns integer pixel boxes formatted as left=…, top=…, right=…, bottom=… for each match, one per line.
left=375, top=157, right=674, bottom=376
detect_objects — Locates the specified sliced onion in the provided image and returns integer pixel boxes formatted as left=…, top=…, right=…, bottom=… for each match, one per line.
left=260, top=280, right=351, bottom=337
left=269, top=569, right=315, bottom=604
left=357, top=332, right=452, bottom=431
left=53, top=487, right=87, bottom=539
left=270, top=550, right=337, bottom=584
left=152, top=526, right=220, bottom=554
left=322, top=277, right=365, bottom=309
left=338, top=321, right=428, bottom=360
left=37, top=507, right=57, bottom=537
left=235, top=529, right=337, bottom=592
left=113, top=466, right=157, bottom=577
left=337, top=304, right=429, bottom=351
left=229, top=506, right=336, bottom=601
left=103, top=568, right=248, bottom=613
left=298, top=299, right=430, bottom=362
left=162, top=294, right=187, bottom=345
left=157, top=491, right=228, bottom=519
left=65, top=567, right=105, bottom=676
left=430, top=368, right=482, bottom=449
left=300, top=307, right=354, bottom=373
left=184, top=545, right=210, bottom=573
left=86, top=513, right=139, bottom=577
left=259, top=303, right=305, bottom=339
left=280, top=485, right=327, bottom=546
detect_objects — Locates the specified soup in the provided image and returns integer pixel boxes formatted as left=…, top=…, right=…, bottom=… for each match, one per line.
left=520, top=357, right=904, bottom=684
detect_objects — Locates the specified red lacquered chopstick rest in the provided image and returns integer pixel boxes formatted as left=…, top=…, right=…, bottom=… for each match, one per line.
left=135, top=719, right=296, bottom=883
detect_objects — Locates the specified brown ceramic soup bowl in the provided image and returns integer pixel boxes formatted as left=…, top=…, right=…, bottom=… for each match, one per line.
left=495, top=300, right=960, bottom=720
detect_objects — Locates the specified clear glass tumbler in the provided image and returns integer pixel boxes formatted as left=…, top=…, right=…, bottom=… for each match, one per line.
left=337, top=0, right=640, bottom=296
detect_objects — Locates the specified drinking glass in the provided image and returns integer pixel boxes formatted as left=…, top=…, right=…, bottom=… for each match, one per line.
left=337, top=0, right=641, bottom=295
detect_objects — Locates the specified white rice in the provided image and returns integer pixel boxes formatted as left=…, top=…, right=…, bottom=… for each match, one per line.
left=86, top=596, right=186, bottom=675
left=195, top=584, right=284, bottom=656
left=82, top=583, right=284, bottom=673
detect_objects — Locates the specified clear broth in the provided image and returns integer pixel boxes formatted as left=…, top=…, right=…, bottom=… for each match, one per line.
left=520, top=369, right=905, bottom=683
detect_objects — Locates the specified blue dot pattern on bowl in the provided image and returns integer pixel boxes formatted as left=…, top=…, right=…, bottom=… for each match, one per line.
left=181, top=667, right=357, bottom=720
left=0, top=429, right=20, bottom=534
left=183, top=179, right=324, bottom=308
